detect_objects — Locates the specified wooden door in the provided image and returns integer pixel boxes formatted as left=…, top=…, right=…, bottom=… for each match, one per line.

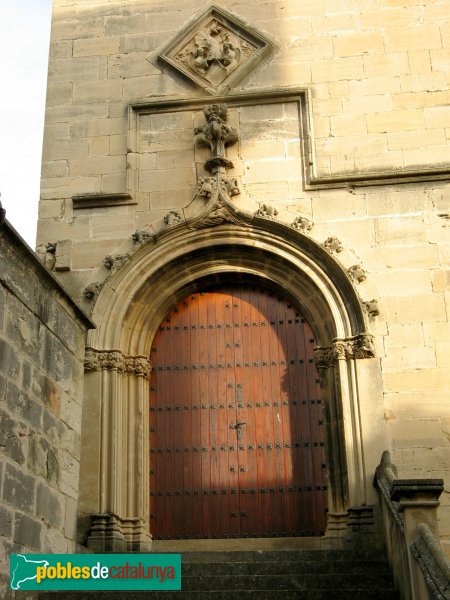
left=149, top=286, right=328, bottom=540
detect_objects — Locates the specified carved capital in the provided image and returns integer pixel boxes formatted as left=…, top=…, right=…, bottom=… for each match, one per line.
left=84, top=348, right=124, bottom=372
left=314, top=333, right=375, bottom=368
left=124, top=356, right=152, bottom=379
left=314, top=346, right=337, bottom=370
left=85, top=348, right=152, bottom=379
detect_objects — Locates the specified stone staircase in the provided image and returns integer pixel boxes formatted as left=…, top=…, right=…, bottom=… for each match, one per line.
left=39, top=549, right=400, bottom=599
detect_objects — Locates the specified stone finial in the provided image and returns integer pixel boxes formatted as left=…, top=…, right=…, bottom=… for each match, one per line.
left=194, top=104, right=238, bottom=172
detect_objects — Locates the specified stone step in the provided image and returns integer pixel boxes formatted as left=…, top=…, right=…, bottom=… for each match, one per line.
left=183, top=559, right=392, bottom=576
left=38, top=549, right=399, bottom=599
left=40, top=590, right=399, bottom=600
left=179, top=549, right=383, bottom=563
left=180, top=572, right=395, bottom=591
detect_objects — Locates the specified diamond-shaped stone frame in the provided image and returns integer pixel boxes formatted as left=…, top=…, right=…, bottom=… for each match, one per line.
left=157, top=5, right=274, bottom=96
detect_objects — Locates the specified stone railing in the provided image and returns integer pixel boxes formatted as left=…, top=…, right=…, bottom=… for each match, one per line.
left=375, top=451, right=450, bottom=600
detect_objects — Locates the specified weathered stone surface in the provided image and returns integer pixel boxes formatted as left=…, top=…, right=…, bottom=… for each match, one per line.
left=2, top=462, right=36, bottom=513
left=0, top=222, right=91, bottom=588
left=36, top=481, right=64, bottom=529
left=0, top=505, right=14, bottom=538
left=13, top=512, right=44, bottom=549
left=0, top=410, right=27, bottom=465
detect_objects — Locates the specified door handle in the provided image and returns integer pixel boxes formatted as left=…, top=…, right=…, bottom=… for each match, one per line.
left=229, top=421, right=246, bottom=439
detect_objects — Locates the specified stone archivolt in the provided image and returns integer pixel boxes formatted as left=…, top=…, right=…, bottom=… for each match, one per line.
left=84, top=348, right=152, bottom=379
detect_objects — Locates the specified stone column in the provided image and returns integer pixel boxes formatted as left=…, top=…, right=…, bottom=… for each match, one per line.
left=81, top=348, right=152, bottom=552
left=314, top=333, right=376, bottom=538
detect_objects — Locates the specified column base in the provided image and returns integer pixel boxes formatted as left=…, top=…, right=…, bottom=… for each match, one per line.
left=86, top=513, right=153, bottom=552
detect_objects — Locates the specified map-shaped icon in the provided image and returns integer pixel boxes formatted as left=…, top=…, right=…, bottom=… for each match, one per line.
left=10, top=554, right=49, bottom=590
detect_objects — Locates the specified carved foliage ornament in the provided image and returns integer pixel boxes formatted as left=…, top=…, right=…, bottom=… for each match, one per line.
left=314, top=333, right=376, bottom=369
left=158, top=6, right=273, bottom=96
left=84, top=348, right=152, bottom=379
left=194, top=103, right=238, bottom=172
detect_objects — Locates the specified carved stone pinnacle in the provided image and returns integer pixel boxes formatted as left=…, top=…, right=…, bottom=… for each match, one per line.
left=194, top=104, right=238, bottom=173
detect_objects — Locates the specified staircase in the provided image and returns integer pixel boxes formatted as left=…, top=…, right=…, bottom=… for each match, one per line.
left=39, top=549, right=399, bottom=599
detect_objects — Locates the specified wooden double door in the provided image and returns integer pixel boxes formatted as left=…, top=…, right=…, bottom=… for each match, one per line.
left=149, top=286, right=328, bottom=540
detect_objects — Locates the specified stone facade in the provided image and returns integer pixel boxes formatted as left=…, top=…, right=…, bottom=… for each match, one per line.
left=37, top=0, right=450, bottom=555
left=0, top=216, right=93, bottom=595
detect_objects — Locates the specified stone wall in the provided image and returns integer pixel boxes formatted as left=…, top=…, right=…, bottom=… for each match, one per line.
left=0, top=219, right=92, bottom=594
left=38, top=0, right=450, bottom=551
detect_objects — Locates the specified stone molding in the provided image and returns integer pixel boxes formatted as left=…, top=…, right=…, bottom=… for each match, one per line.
left=84, top=348, right=152, bottom=379
left=314, top=333, right=376, bottom=369
left=86, top=513, right=152, bottom=552
left=73, top=193, right=136, bottom=211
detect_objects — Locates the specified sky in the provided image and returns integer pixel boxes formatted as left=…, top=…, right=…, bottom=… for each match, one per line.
left=0, top=0, right=52, bottom=247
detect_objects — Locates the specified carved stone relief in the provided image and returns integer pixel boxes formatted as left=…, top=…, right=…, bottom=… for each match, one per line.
left=348, top=264, right=367, bottom=283
left=164, top=210, right=183, bottom=227
left=83, top=282, right=104, bottom=302
left=323, top=237, right=344, bottom=254
left=132, top=229, right=154, bottom=246
left=103, top=253, right=130, bottom=272
left=84, top=348, right=152, bottom=379
left=291, top=216, right=314, bottom=232
left=194, top=103, right=239, bottom=172
left=255, top=203, right=278, bottom=219
left=363, top=299, right=380, bottom=317
left=314, top=333, right=376, bottom=370
left=36, top=242, right=56, bottom=270
left=157, top=6, right=274, bottom=96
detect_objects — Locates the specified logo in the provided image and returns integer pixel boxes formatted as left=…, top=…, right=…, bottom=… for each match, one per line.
left=10, top=554, right=181, bottom=591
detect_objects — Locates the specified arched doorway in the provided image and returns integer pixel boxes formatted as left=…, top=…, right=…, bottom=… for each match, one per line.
left=81, top=223, right=382, bottom=552
left=149, top=285, right=328, bottom=540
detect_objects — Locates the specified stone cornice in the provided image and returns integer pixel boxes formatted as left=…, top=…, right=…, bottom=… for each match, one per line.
left=314, top=333, right=375, bottom=369
left=84, top=348, right=152, bottom=379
